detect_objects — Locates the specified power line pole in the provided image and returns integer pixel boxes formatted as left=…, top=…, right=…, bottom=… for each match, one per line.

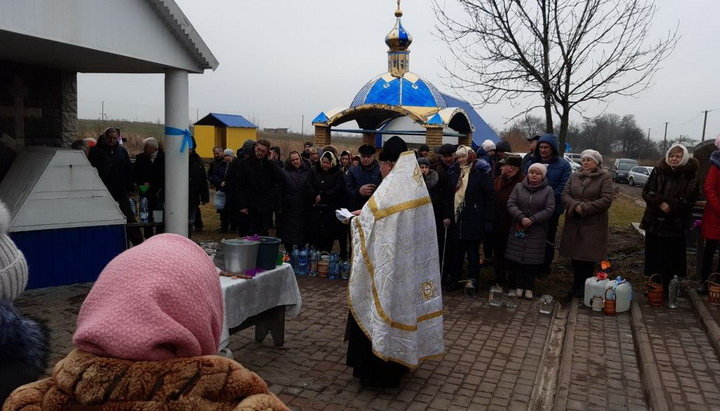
left=663, top=122, right=669, bottom=151
left=702, top=110, right=709, bottom=142
left=647, top=128, right=651, bottom=142
left=301, top=115, right=305, bottom=135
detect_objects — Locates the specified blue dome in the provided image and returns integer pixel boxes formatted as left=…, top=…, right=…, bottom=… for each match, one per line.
left=350, top=72, right=448, bottom=108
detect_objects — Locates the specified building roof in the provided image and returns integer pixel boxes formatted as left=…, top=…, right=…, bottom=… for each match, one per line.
left=440, top=93, right=499, bottom=146
left=0, top=0, right=218, bottom=73
left=351, top=72, right=447, bottom=108
left=195, top=113, right=258, bottom=129
left=0, top=148, right=126, bottom=232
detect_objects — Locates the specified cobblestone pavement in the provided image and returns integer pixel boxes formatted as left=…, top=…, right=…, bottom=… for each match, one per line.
left=639, top=296, right=720, bottom=410
left=563, top=303, right=647, bottom=411
left=14, top=276, right=553, bottom=410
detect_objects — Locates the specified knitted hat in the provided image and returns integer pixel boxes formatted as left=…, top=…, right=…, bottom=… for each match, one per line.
left=528, top=163, right=548, bottom=179
left=581, top=149, right=603, bottom=166
left=499, top=156, right=522, bottom=168
left=0, top=202, right=28, bottom=301
left=73, top=234, right=223, bottom=361
left=481, top=139, right=496, bottom=152
left=379, top=136, right=408, bottom=162
left=417, top=157, right=431, bottom=167
left=495, top=140, right=512, bottom=153
left=434, top=144, right=456, bottom=155
left=223, top=148, right=235, bottom=157
left=714, top=135, right=720, bottom=149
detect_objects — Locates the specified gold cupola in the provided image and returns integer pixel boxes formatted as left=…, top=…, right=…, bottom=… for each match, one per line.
left=385, top=1, right=412, bottom=77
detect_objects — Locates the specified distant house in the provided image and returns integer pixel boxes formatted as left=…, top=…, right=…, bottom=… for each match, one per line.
left=194, top=113, right=258, bottom=158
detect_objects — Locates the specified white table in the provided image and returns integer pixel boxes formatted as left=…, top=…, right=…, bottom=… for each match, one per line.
left=219, top=263, right=302, bottom=349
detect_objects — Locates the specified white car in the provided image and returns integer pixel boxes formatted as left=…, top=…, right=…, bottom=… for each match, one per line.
left=564, top=154, right=581, bottom=171
left=628, top=166, right=653, bottom=186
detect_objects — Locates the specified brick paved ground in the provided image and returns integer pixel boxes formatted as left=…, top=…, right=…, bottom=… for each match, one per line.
left=639, top=295, right=720, bottom=410
left=13, top=276, right=552, bottom=410
left=562, top=303, right=647, bottom=411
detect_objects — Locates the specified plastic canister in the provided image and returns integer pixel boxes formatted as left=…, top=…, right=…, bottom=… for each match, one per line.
left=256, top=237, right=281, bottom=270
left=613, top=277, right=632, bottom=313
left=222, top=239, right=259, bottom=274
left=584, top=276, right=610, bottom=307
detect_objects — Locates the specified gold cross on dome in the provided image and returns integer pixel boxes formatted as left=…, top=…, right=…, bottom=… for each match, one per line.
left=397, top=0, right=401, bottom=10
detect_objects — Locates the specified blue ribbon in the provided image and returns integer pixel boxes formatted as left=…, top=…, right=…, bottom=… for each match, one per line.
left=165, top=126, right=193, bottom=153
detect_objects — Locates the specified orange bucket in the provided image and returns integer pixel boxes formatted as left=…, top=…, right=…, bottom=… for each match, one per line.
left=708, top=273, right=720, bottom=305
left=646, top=273, right=663, bottom=307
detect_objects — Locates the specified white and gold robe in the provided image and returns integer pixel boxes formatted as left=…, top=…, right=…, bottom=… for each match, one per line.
left=348, top=150, right=444, bottom=368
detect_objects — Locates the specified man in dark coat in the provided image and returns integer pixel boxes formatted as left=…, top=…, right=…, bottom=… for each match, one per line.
left=279, top=151, right=311, bottom=251
left=133, top=138, right=165, bottom=214
left=231, top=139, right=283, bottom=236
left=523, top=133, right=572, bottom=275
left=492, top=156, right=524, bottom=287
left=433, top=143, right=456, bottom=280
left=188, top=142, right=210, bottom=235
left=88, top=127, right=143, bottom=245
left=522, top=135, right=540, bottom=172
left=345, top=144, right=381, bottom=211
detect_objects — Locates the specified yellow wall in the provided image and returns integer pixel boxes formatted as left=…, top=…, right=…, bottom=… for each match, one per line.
left=194, top=125, right=216, bottom=158
left=227, top=128, right=257, bottom=152
left=194, top=126, right=257, bottom=158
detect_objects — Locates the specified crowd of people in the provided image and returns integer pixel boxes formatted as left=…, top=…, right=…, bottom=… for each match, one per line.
left=73, top=127, right=714, bottom=301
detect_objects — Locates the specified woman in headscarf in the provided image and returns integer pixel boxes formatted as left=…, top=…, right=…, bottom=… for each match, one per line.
left=505, top=163, right=555, bottom=299
left=279, top=151, right=311, bottom=252
left=641, top=144, right=699, bottom=299
left=306, top=150, right=346, bottom=252
left=3, top=234, right=287, bottom=410
left=442, top=145, right=494, bottom=292
left=559, top=149, right=614, bottom=297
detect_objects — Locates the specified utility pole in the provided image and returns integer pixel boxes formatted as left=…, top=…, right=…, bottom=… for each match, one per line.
left=301, top=115, right=305, bottom=135
left=647, top=128, right=651, bottom=142
left=101, top=101, right=105, bottom=121
left=702, top=110, right=709, bottom=142
left=663, top=122, right=669, bottom=151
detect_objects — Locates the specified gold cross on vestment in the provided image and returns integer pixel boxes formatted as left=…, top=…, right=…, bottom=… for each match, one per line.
left=0, top=76, right=43, bottom=140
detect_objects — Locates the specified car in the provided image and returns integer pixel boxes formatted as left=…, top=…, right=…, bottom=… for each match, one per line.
left=564, top=152, right=582, bottom=163
left=611, top=158, right=639, bottom=183
left=628, top=166, right=653, bottom=186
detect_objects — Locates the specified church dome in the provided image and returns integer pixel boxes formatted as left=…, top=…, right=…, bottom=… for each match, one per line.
left=350, top=71, right=447, bottom=108
left=385, top=8, right=412, bottom=51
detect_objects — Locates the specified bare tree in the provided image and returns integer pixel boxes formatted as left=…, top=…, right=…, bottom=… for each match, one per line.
left=434, top=0, right=677, bottom=153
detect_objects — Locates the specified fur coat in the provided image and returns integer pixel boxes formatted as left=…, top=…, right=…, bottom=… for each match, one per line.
left=3, top=349, right=288, bottom=410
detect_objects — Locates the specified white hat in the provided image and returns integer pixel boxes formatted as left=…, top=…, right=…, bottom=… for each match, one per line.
left=528, top=163, right=548, bottom=179
left=482, top=139, right=496, bottom=152
left=581, top=149, right=603, bottom=166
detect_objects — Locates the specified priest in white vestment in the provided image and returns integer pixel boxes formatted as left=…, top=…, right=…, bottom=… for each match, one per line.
left=346, top=136, right=445, bottom=387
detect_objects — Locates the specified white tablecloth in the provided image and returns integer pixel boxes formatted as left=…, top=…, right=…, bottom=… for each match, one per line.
left=219, top=263, right=302, bottom=348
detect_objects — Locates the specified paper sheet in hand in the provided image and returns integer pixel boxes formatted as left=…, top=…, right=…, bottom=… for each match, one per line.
left=335, top=208, right=353, bottom=223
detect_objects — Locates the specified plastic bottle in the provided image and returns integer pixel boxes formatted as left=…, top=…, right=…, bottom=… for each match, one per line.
left=129, top=197, right=138, bottom=219
left=291, top=245, right=299, bottom=272
left=329, top=253, right=339, bottom=279
left=297, top=246, right=309, bottom=276
left=310, top=248, right=319, bottom=276
left=668, top=274, right=681, bottom=309
left=139, top=195, right=149, bottom=223
left=341, top=260, right=351, bottom=280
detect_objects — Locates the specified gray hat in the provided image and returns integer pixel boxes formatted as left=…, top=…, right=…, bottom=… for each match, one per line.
left=417, top=157, right=431, bottom=167
left=0, top=202, right=28, bottom=301
left=434, top=144, right=456, bottom=155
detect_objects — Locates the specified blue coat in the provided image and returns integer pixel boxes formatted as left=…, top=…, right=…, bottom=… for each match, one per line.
left=523, top=134, right=571, bottom=214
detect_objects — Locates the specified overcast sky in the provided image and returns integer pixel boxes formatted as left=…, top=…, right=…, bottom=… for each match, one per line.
left=77, top=0, right=719, bottom=144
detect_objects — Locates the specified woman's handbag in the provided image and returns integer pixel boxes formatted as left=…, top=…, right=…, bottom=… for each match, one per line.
left=214, top=190, right=226, bottom=210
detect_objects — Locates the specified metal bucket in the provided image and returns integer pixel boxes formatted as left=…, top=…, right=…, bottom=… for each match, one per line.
left=222, top=239, right=259, bottom=274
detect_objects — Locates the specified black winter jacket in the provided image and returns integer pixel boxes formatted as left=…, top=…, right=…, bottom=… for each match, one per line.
left=230, top=155, right=283, bottom=212
left=88, top=142, right=133, bottom=202
left=443, top=160, right=495, bottom=240
left=640, top=157, right=699, bottom=237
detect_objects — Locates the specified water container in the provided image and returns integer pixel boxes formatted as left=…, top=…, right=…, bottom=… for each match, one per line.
left=668, top=274, right=681, bottom=309
left=310, top=248, right=319, bottom=276
left=340, top=260, right=350, bottom=280
left=329, top=253, right=339, bottom=279
left=222, top=239, right=259, bottom=274
left=291, top=245, right=299, bottom=271
left=139, top=196, right=149, bottom=223
left=584, top=276, right=610, bottom=307
left=614, top=277, right=632, bottom=313
left=256, top=236, right=281, bottom=270
left=129, top=197, right=138, bottom=219
left=297, top=247, right=309, bottom=275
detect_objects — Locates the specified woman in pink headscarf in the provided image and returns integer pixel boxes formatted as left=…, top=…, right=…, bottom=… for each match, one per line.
left=4, top=234, right=287, bottom=410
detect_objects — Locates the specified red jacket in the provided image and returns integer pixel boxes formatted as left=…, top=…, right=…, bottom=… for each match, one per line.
left=703, top=154, right=720, bottom=239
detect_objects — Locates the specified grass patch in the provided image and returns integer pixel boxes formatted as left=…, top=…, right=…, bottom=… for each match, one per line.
left=609, top=192, right=644, bottom=227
